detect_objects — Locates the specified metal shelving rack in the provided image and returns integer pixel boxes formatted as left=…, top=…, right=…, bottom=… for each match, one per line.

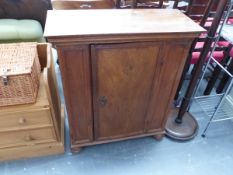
left=193, top=0, right=233, bottom=137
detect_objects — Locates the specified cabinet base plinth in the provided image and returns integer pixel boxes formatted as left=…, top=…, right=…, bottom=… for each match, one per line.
left=165, top=108, right=198, bottom=141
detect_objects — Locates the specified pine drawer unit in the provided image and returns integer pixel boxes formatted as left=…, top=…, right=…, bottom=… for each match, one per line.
left=44, top=9, right=205, bottom=152
left=0, top=44, right=64, bottom=161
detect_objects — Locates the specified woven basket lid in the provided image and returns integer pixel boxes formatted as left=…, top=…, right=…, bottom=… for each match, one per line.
left=0, top=42, right=38, bottom=76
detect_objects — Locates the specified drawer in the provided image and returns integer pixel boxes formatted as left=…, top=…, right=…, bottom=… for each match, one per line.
left=0, top=108, right=52, bottom=131
left=0, top=127, right=56, bottom=148
left=52, top=0, right=115, bottom=9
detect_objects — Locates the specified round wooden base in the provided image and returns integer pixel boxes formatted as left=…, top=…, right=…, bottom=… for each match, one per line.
left=165, top=108, right=198, bottom=141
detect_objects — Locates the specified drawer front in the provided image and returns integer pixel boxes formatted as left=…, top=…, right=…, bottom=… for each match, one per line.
left=52, top=0, right=115, bottom=9
left=0, top=127, right=56, bottom=148
left=0, top=108, right=52, bottom=131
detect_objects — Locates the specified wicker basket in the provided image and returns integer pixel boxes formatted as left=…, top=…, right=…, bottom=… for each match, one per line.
left=0, top=43, right=41, bottom=106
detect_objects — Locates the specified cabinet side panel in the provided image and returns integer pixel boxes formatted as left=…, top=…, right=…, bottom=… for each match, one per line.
left=161, top=42, right=193, bottom=128
left=91, top=42, right=161, bottom=141
left=57, top=45, right=93, bottom=144
left=146, top=41, right=191, bottom=132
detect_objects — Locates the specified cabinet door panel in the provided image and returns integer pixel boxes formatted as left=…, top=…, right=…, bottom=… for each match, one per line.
left=146, top=42, right=191, bottom=132
left=57, top=45, right=93, bottom=144
left=91, top=42, right=161, bottom=141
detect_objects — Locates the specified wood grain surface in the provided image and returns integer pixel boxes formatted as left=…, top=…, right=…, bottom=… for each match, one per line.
left=44, top=9, right=205, bottom=37
left=45, top=9, right=203, bottom=151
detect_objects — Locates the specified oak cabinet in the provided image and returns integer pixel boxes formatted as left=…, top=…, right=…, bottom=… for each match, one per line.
left=44, top=9, right=204, bottom=151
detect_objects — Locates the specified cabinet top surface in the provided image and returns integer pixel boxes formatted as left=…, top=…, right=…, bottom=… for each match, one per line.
left=44, top=9, right=205, bottom=38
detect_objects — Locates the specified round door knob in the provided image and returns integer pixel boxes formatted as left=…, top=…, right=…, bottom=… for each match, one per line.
left=18, top=117, right=26, bottom=124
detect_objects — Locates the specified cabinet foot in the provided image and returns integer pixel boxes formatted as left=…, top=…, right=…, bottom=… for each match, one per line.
left=71, top=147, right=82, bottom=153
left=153, top=134, right=164, bottom=141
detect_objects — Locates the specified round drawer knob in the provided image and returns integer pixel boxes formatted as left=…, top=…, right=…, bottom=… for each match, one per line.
left=18, top=117, right=26, bottom=124
left=24, top=135, right=33, bottom=141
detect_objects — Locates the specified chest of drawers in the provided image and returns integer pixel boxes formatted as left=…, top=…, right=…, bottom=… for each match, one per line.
left=0, top=44, right=64, bottom=161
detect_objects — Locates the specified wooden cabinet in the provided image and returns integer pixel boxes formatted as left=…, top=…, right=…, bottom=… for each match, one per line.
left=0, top=44, right=64, bottom=161
left=44, top=9, right=205, bottom=152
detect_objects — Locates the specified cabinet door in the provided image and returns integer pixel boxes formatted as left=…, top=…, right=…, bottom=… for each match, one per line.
left=57, top=45, right=93, bottom=145
left=91, top=42, right=161, bottom=141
